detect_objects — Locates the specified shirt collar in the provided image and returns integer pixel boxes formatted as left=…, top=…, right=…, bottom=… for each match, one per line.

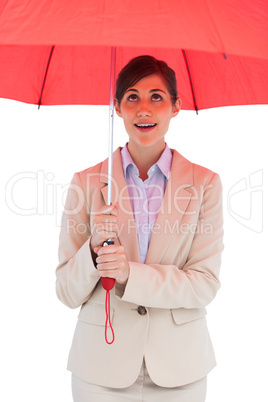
left=155, top=143, right=172, bottom=179
left=121, top=143, right=138, bottom=176
left=121, top=143, right=172, bottom=179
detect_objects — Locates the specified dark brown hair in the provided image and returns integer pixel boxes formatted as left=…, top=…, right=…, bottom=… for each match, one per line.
left=115, top=55, right=178, bottom=106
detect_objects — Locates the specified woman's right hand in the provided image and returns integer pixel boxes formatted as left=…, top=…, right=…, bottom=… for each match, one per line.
left=90, top=202, right=119, bottom=253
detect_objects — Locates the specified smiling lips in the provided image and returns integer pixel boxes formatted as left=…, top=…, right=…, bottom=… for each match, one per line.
left=134, top=122, right=157, bottom=132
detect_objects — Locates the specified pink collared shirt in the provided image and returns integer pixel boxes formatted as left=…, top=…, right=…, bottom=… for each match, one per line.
left=121, top=143, right=172, bottom=263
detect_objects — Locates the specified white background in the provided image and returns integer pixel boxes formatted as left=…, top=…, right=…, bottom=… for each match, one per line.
left=1, top=99, right=267, bottom=401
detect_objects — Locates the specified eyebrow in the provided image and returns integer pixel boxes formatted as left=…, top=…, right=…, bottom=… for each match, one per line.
left=126, top=88, right=167, bottom=94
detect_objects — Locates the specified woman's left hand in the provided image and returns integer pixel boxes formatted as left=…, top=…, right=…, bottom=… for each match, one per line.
left=94, top=244, right=130, bottom=285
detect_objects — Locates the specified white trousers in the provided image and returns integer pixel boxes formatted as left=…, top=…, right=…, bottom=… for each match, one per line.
left=72, top=360, right=207, bottom=402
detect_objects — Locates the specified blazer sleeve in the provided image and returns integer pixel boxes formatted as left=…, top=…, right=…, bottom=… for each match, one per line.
left=55, top=172, right=100, bottom=309
left=116, top=172, right=224, bottom=309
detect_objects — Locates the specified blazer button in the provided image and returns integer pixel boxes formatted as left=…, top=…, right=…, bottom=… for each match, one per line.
left=137, top=306, right=147, bottom=316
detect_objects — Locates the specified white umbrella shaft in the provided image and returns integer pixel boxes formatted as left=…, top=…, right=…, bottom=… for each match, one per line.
left=107, top=47, right=116, bottom=205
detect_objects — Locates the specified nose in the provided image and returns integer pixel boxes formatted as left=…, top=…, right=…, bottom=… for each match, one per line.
left=137, top=98, right=152, bottom=117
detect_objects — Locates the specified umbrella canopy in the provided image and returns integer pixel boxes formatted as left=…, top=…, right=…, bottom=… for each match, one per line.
left=0, top=0, right=267, bottom=110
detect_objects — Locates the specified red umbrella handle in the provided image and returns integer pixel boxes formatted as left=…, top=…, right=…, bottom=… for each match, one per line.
left=101, top=240, right=115, bottom=290
left=101, top=239, right=115, bottom=344
left=101, top=276, right=115, bottom=290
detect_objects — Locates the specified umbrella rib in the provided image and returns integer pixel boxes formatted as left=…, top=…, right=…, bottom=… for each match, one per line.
left=38, top=45, right=55, bottom=109
left=182, top=50, right=198, bottom=114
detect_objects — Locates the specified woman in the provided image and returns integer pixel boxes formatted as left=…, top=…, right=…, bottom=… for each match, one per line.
left=56, top=55, right=224, bottom=401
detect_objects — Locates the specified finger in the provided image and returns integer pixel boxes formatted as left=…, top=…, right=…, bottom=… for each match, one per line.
left=93, top=242, right=119, bottom=255
left=98, top=222, right=118, bottom=232
left=91, top=230, right=117, bottom=251
left=96, top=245, right=123, bottom=256
left=94, top=215, right=117, bottom=224
left=94, top=246, right=102, bottom=254
left=97, top=262, right=118, bottom=271
left=98, top=267, right=118, bottom=279
left=95, top=203, right=118, bottom=217
left=96, top=253, right=118, bottom=265
left=94, top=221, right=118, bottom=236
left=93, top=219, right=118, bottom=237
left=94, top=225, right=118, bottom=237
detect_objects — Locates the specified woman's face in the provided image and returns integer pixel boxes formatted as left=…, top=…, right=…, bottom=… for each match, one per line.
left=115, top=74, right=181, bottom=152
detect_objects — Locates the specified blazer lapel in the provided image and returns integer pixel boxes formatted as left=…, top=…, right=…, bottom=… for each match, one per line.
left=100, top=147, right=140, bottom=262
left=145, top=150, right=194, bottom=264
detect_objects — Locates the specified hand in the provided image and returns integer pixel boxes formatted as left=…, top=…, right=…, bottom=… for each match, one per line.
left=90, top=203, right=119, bottom=252
left=94, top=244, right=130, bottom=285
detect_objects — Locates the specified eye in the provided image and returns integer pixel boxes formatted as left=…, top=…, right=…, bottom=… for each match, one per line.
left=151, top=93, right=163, bottom=101
left=127, top=94, right=139, bottom=102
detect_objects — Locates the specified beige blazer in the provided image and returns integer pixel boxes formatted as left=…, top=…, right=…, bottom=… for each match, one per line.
left=56, top=147, right=224, bottom=388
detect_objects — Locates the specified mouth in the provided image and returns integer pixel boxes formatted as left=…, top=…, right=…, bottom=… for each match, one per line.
left=134, top=123, right=157, bottom=132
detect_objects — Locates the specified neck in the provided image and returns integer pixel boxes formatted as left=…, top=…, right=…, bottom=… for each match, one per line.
left=127, top=141, right=165, bottom=181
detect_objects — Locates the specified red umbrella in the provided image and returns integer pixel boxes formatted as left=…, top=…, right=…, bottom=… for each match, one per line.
left=0, top=0, right=267, bottom=110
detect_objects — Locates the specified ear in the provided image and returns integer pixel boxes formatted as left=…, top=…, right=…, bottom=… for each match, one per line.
left=114, top=98, right=122, bottom=117
left=171, top=98, right=182, bottom=118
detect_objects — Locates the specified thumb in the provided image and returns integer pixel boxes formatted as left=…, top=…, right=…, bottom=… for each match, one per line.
left=94, top=246, right=102, bottom=254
